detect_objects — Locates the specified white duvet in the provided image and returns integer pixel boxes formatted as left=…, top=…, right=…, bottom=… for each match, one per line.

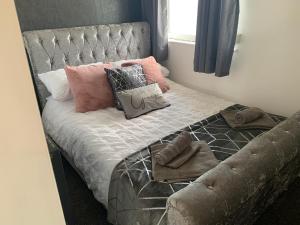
left=42, top=79, right=233, bottom=207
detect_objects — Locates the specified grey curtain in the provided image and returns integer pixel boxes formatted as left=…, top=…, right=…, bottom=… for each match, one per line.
left=141, top=0, right=168, bottom=62
left=194, top=0, right=240, bottom=76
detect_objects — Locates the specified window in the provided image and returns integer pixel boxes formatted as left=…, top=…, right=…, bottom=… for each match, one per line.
left=168, top=0, right=199, bottom=42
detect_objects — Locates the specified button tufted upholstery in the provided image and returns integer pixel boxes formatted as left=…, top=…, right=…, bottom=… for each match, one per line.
left=167, top=111, right=300, bottom=225
left=23, top=22, right=151, bottom=109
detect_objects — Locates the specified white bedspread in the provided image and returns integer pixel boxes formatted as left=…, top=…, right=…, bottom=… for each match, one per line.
left=42, top=79, right=233, bottom=207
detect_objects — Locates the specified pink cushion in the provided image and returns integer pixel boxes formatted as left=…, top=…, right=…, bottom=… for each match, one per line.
left=65, top=63, right=114, bottom=113
left=122, top=56, right=170, bottom=93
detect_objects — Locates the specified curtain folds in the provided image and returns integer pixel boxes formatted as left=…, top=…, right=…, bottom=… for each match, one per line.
left=194, top=0, right=240, bottom=77
left=141, top=0, right=168, bottom=62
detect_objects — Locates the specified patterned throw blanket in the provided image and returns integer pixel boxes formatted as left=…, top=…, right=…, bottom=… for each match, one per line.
left=107, top=105, right=285, bottom=225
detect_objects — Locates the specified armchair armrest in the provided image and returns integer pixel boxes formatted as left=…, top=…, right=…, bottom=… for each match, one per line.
left=167, top=112, right=300, bottom=225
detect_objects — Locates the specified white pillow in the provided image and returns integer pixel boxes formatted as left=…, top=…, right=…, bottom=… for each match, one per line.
left=38, top=62, right=104, bottom=101
left=38, top=69, right=72, bottom=101
left=159, top=64, right=170, bottom=77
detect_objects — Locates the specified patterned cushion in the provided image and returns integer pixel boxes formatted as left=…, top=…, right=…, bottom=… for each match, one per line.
left=116, top=83, right=170, bottom=119
left=105, top=64, right=147, bottom=109
left=121, top=56, right=170, bottom=93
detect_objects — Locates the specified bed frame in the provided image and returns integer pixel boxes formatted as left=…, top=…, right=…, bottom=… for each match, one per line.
left=23, top=22, right=300, bottom=225
left=23, top=22, right=151, bottom=224
left=23, top=20, right=151, bottom=187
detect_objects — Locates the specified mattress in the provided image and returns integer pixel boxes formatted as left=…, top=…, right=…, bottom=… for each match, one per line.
left=42, top=79, right=233, bottom=207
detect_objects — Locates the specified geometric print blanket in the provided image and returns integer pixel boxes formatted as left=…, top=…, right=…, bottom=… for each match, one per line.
left=107, top=104, right=285, bottom=225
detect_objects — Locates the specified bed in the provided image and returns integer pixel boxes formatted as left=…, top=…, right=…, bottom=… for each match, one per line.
left=23, top=22, right=300, bottom=225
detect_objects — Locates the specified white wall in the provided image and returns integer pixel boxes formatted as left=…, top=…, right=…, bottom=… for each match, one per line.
left=166, top=0, right=300, bottom=117
left=0, top=1, right=65, bottom=225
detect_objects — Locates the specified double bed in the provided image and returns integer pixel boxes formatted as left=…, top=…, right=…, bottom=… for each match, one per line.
left=42, top=78, right=233, bottom=207
left=23, top=22, right=300, bottom=225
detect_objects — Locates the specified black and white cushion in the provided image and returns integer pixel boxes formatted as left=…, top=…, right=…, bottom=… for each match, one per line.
left=105, top=64, right=147, bottom=109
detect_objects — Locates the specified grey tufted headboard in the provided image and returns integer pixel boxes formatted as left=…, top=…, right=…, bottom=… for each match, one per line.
left=23, top=22, right=151, bottom=109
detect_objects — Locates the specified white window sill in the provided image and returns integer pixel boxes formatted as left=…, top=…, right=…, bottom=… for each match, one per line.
left=168, top=33, right=195, bottom=42
left=169, top=34, right=242, bottom=53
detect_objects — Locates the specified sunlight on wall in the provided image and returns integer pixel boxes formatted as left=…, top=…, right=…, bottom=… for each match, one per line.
left=0, top=1, right=65, bottom=225
left=167, top=0, right=300, bottom=117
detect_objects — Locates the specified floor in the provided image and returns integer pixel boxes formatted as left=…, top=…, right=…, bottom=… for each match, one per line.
left=63, top=158, right=300, bottom=225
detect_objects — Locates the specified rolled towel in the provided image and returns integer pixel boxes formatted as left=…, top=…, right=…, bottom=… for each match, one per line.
left=155, top=131, right=192, bottom=166
left=151, top=141, right=219, bottom=183
left=166, top=145, right=199, bottom=169
left=235, top=107, right=264, bottom=124
left=151, top=143, right=199, bottom=169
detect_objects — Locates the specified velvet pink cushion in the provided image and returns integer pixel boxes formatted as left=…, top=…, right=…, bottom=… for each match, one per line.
left=122, top=56, right=170, bottom=93
left=65, top=63, right=114, bottom=113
